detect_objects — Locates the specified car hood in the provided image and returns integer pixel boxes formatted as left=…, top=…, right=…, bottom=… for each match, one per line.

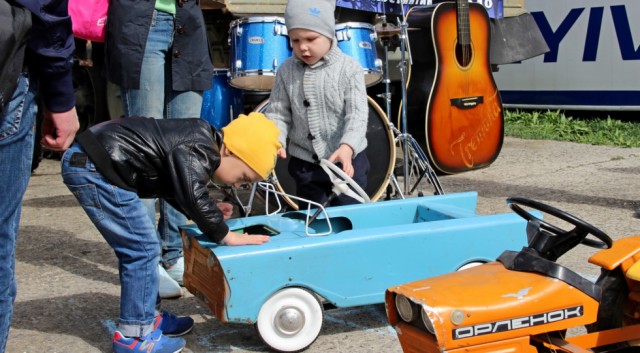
left=388, top=261, right=600, bottom=349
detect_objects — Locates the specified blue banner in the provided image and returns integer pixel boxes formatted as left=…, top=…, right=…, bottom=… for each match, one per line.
left=336, top=0, right=430, bottom=16
left=336, top=0, right=504, bottom=19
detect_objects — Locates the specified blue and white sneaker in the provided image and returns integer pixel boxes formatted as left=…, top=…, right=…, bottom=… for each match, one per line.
left=155, top=310, right=194, bottom=337
left=112, top=328, right=185, bottom=353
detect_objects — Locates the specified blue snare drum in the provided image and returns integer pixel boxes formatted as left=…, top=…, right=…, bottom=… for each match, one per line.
left=229, top=16, right=292, bottom=91
left=200, top=69, right=244, bottom=130
left=335, top=22, right=383, bottom=87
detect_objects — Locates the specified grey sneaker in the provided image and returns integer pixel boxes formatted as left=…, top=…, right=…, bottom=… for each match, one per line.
left=159, top=264, right=182, bottom=299
left=165, top=257, right=184, bottom=286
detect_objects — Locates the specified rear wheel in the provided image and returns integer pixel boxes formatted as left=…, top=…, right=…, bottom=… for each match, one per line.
left=73, top=63, right=109, bottom=131
left=586, top=268, right=631, bottom=352
left=106, top=81, right=124, bottom=119
left=31, top=102, right=43, bottom=173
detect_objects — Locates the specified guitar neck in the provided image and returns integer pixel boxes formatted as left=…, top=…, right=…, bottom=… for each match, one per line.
left=456, top=0, right=471, bottom=45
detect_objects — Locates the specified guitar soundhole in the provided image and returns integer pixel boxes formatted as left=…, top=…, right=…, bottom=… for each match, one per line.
left=455, top=43, right=473, bottom=68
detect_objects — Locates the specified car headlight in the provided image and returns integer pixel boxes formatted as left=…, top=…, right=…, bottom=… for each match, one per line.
left=396, top=294, right=416, bottom=322
left=421, top=307, right=436, bottom=334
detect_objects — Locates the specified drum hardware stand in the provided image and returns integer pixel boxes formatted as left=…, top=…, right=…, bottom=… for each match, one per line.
left=377, top=15, right=404, bottom=200
left=397, top=0, right=412, bottom=196
left=392, top=128, right=445, bottom=195
left=376, top=5, right=444, bottom=197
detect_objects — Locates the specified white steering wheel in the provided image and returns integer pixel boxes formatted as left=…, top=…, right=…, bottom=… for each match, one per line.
left=319, top=159, right=370, bottom=204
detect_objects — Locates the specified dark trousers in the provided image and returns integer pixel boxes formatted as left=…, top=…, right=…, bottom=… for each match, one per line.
left=288, top=152, right=369, bottom=210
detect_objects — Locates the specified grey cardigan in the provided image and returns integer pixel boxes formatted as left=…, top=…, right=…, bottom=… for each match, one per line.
left=266, top=41, right=369, bottom=163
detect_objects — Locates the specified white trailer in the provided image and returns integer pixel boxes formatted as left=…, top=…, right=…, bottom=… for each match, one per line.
left=493, top=0, right=640, bottom=111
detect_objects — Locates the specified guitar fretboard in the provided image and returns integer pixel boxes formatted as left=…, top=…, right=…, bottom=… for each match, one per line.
left=456, top=0, right=471, bottom=45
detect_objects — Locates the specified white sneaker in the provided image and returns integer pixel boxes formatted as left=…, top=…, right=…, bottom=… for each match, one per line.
left=158, top=264, right=182, bottom=299
left=165, top=257, right=184, bottom=286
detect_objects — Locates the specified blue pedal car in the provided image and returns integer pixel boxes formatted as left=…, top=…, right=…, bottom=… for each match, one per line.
left=180, top=183, right=532, bottom=352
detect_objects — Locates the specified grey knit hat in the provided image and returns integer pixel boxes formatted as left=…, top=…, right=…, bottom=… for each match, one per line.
left=284, top=0, right=336, bottom=40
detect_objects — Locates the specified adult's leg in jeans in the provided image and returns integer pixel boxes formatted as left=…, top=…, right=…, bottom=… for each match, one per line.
left=161, top=87, right=203, bottom=268
left=119, top=10, right=188, bottom=268
left=0, top=74, right=36, bottom=351
left=61, top=144, right=160, bottom=338
left=120, top=10, right=171, bottom=120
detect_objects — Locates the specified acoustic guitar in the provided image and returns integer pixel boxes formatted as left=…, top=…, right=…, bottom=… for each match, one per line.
left=402, top=1, right=503, bottom=174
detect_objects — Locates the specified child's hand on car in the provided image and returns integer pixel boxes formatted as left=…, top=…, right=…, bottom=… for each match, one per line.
left=222, top=231, right=270, bottom=246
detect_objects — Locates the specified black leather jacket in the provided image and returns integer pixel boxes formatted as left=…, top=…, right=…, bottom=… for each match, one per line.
left=76, top=117, right=229, bottom=242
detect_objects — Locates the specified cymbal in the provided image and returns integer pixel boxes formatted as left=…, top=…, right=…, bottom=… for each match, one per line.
left=375, top=24, right=419, bottom=38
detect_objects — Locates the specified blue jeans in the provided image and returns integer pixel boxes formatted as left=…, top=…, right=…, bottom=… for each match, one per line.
left=120, top=10, right=203, bottom=268
left=61, top=143, right=160, bottom=337
left=0, top=73, right=36, bottom=352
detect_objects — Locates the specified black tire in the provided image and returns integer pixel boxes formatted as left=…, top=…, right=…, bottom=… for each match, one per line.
left=31, top=102, right=43, bottom=173
left=586, top=268, right=630, bottom=352
left=73, top=63, right=109, bottom=131
left=106, top=81, right=124, bottom=119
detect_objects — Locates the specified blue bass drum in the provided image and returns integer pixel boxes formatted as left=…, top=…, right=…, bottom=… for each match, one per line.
left=335, top=22, right=383, bottom=87
left=229, top=16, right=292, bottom=91
left=200, top=69, right=244, bottom=130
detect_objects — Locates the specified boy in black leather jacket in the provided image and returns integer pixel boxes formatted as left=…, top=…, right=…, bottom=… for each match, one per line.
left=60, top=112, right=281, bottom=353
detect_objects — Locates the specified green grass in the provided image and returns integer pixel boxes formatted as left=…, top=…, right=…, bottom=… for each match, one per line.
left=504, top=109, right=640, bottom=147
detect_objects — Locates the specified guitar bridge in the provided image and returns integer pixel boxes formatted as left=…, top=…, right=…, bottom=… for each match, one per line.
left=450, top=96, right=484, bottom=110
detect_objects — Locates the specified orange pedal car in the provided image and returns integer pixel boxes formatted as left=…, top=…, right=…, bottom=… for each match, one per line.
left=386, top=197, right=640, bottom=353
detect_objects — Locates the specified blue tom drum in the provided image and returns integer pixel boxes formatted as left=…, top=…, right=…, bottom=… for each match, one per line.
left=335, top=22, right=383, bottom=87
left=200, top=69, right=244, bottom=130
left=229, top=16, right=292, bottom=91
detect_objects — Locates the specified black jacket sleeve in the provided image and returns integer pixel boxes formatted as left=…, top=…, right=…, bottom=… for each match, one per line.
left=167, top=138, right=229, bottom=243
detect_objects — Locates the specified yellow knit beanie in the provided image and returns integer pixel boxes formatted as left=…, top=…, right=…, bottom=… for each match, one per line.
left=221, top=112, right=282, bottom=179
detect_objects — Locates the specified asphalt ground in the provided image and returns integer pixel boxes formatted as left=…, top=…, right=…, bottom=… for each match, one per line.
left=7, top=137, right=640, bottom=353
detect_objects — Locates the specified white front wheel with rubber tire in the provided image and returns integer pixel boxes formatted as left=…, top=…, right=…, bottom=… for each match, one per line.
left=256, top=287, right=324, bottom=352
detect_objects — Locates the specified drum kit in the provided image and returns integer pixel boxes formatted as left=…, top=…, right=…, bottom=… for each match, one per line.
left=203, top=1, right=444, bottom=215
